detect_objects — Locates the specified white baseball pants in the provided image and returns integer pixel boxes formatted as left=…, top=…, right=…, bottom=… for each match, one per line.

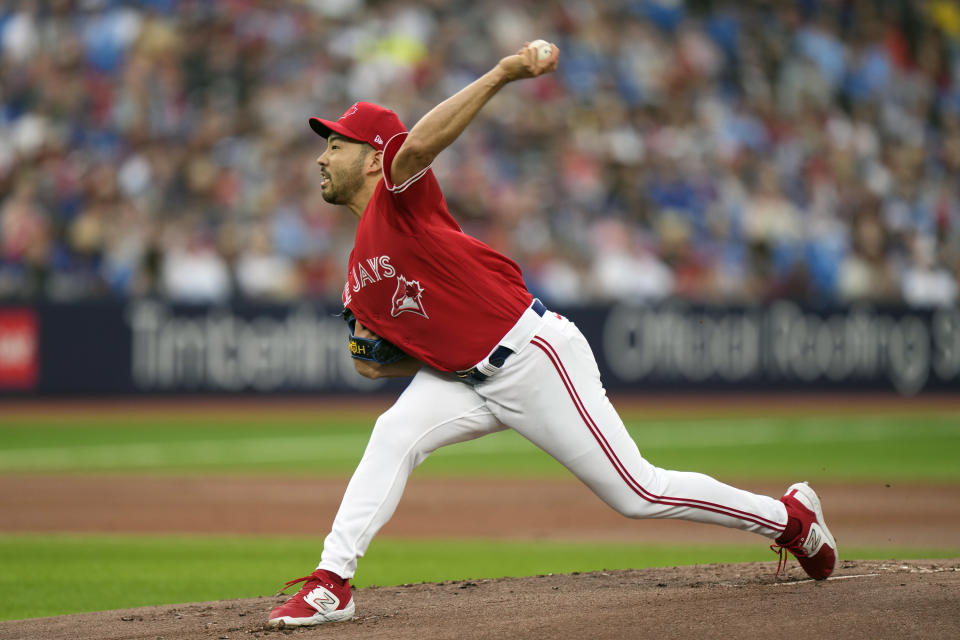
left=319, top=308, right=789, bottom=579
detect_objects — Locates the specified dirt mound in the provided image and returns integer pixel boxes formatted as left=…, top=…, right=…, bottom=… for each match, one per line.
left=1, top=560, right=956, bottom=640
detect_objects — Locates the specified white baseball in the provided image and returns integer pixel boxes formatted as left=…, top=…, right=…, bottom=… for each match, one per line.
left=528, top=39, right=553, bottom=61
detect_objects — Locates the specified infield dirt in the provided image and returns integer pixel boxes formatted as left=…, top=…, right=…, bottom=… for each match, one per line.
left=0, top=560, right=956, bottom=639
left=2, top=475, right=959, bottom=548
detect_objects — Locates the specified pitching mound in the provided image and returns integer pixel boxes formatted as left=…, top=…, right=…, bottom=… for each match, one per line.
left=1, top=560, right=956, bottom=640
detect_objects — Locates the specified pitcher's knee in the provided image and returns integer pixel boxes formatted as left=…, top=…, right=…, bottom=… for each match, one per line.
left=603, top=490, right=674, bottom=519
left=613, top=501, right=659, bottom=519
left=367, top=412, right=431, bottom=466
left=370, top=412, right=410, bottom=450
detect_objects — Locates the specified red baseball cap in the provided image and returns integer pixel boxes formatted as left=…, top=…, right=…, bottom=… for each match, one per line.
left=309, top=101, right=407, bottom=151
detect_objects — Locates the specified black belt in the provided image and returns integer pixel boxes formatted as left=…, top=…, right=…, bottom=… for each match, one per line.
left=457, top=299, right=547, bottom=385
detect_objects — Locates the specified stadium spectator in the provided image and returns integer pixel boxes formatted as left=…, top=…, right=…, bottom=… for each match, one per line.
left=0, top=0, right=957, bottom=308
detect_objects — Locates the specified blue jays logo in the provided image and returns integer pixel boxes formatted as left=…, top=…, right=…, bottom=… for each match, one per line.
left=340, top=103, right=359, bottom=121
left=391, top=276, right=428, bottom=318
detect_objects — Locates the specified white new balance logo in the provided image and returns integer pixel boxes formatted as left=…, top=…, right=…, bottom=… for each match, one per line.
left=805, top=524, right=824, bottom=554
left=306, top=587, right=339, bottom=613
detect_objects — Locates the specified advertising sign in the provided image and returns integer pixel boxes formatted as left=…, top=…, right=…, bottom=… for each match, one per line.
left=0, top=308, right=38, bottom=390
left=2, top=301, right=957, bottom=396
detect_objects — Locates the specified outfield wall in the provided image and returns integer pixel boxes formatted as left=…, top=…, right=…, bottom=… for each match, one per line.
left=1, top=300, right=958, bottom=396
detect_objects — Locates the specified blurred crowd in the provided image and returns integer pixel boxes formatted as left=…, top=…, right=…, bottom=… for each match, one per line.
left=1, top=0, right=959, bottom=307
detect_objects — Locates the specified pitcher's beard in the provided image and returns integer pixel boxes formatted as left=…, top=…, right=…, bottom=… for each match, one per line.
left=321, top=157, right=365, bottom=205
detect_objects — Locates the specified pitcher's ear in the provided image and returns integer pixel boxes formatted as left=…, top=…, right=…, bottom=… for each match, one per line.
left=367, top=148, right=383, bottom=174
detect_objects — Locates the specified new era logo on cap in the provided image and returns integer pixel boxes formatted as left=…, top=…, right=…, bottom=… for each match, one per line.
left=309, top=102, right=406, bottom=151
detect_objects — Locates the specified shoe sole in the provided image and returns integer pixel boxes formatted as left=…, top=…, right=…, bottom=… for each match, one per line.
left=788, top=481, right=838, bottom=579
left=267, top=599, right=356, bottom=627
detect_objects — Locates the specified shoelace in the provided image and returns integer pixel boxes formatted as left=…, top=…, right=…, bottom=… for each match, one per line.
left=770, top=530, right=809, bottom=578
left=274, top=573, right=317, bottom=597
left=770, top=544, right=790, bottom=578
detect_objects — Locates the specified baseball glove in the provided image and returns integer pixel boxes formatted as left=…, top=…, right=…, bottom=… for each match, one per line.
left=342, top=308, right=406, bottom=365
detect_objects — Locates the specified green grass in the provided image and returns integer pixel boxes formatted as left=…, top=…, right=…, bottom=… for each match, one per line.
left=1, top=533, right=957, bottom=622
left=1, top=412, right=958, bottom=481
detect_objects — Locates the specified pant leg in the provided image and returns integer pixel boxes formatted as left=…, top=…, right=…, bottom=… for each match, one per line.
left=478, top=312, right=788, bottom=539
left=319, top=367, right=503, bottom=579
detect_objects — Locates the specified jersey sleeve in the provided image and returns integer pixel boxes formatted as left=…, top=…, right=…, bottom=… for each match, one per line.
left=382, top=132, right=433, bottom=194
left=380, top=131, right=452, bottom=228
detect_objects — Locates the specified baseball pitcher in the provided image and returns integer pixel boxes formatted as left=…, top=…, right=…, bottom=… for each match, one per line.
left=268, top=41, right=837, bottom=628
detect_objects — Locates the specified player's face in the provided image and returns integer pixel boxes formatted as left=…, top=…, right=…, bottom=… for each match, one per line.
left=317, top=135, right=369, bottom=205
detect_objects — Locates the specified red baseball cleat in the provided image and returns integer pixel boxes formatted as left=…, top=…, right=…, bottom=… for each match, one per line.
left=268, top=569, right=355, bottom=627
left=772, top=482, right=838, bottom=580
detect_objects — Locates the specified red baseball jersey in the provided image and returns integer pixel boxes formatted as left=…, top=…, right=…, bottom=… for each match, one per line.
left=342, top=132, right=533, bottom=372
